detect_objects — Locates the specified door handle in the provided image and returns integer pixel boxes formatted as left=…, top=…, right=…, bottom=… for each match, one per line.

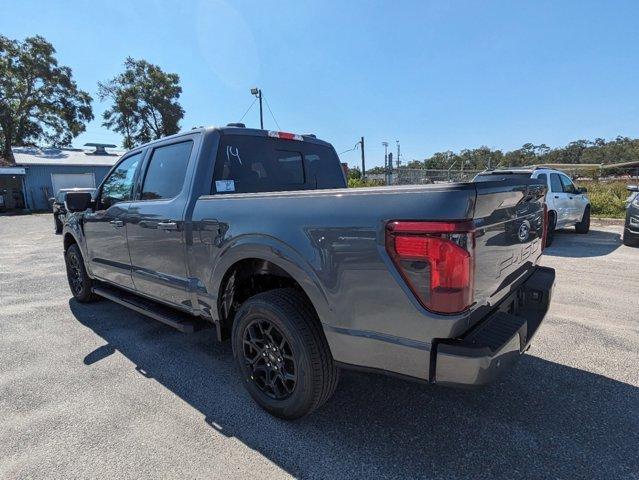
left=110, top=220, right=124, bottom=228
left=157, top=221, right=178, bottom=231
left=554, top=195, right=559, bottom=199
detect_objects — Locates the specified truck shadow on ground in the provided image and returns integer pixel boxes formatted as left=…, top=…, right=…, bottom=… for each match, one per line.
left=69, top=299, right=638, bottom=480
left=543, top=228, right=622, bottom=258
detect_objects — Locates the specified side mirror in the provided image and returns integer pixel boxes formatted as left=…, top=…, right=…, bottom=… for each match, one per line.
left=627, top=185, right=639, bottom=192
left=577, top=186, right=587, bottom=194
left=65, top=192, right=93, bottom=212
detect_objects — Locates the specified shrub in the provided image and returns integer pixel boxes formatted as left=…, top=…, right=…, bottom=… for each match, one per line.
left=580, top=181, right=630, bottom=218
left=348, top=178, right=385, bottom=188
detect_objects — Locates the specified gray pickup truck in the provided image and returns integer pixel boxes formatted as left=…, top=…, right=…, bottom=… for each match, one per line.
left=62, top=125, right=555, bottom=419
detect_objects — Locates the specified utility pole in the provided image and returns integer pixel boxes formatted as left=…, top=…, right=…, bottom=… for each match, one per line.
left=382, top=142, right=389, bottom=185
left=360, top=137, right=366, bottom=178
left=250, top=87, right=263, bottom=129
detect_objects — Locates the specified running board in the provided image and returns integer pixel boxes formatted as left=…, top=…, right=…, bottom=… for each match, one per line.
left=92, top=285, right=198, bottom=333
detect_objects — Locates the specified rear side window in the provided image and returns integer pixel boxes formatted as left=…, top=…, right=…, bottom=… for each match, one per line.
left=212, top=135, right=345, bottom=193
left=141, top=141, right=193, bottom=200
left=550, top=173, right=563, bottom=193
left=536, top=173, right=547, bottom=185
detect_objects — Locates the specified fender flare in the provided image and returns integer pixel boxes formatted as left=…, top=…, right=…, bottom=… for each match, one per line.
left=62, top=218, right=93, bottom=277
left=208, top=234, right=331, bottom=324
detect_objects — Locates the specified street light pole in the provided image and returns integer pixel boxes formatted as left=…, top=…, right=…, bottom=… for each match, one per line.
left=250, top=87, right=264, bottom=129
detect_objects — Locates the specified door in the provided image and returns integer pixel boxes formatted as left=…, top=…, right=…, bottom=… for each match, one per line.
left=51, top=173, right=95, bottom=195
left=83, top=152, right=143, bottom=289
left=559, top=174, right=581, bottom=222
left=126, top=139, right=195, bottom=307
left=549, top=173, right=571, bottom=227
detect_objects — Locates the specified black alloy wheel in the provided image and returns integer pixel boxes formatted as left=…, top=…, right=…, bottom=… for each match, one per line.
left=243, top=318, right=297, bottom=400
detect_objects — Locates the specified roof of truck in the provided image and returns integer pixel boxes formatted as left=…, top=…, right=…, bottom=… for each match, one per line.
left=129, top=125, right=334, bottom=152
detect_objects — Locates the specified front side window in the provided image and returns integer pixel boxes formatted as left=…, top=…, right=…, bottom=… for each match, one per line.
left=99, top=152, right=142, bottom=209
left=560, top=175, right=577, bottom=194
left=550, top=173, right=563, bottom=193
left=141, top=141, right=193, bottom=200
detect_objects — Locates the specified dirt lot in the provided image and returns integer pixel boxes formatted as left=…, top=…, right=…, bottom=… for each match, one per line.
left=1, top=214, right=638, bottom=480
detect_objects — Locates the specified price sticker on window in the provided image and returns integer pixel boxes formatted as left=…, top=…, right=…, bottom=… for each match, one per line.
left=216, top=180, right=236, bottom=192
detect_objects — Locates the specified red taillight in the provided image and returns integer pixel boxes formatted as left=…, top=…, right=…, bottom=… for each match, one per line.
left=386, top=221, right=475, bottom=314
left=541, top=204, right=548, bottom=251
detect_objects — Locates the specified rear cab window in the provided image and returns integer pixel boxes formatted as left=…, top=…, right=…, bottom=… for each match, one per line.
left=212, top=134, right=346, bottom=194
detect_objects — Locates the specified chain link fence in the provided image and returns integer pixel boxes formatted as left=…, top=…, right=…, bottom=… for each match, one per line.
left=367, top=169, right=484, bottom=185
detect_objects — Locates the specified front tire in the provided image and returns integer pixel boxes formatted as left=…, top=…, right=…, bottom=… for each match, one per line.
left=232, top=288, right=339, bottom=420
left=575, top=206, right=590, bottom=234
left=65, top=244, right=99, bottom=302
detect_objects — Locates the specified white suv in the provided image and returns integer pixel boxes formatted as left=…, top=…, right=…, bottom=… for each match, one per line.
left=473, top=168, right=590, bottom=246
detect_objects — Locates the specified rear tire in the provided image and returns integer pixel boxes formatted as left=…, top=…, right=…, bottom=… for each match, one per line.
left=545, top=211, right=556, bottom=247
left=65, top=244, right=99, bottom=303
left=231, top=288, right=339, bottom=420
left=575, top=206, right=590, bottom=234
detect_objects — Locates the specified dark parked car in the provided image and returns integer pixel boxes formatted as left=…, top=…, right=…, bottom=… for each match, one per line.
left=50, top=188, right=95, bottom=234
left=61, top=125, right=555, bottom=419
left=623, top=185, right=639, bottom=247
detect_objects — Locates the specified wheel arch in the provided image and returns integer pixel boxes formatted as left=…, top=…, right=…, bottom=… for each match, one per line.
left=210, top=238, right=330, bottom=341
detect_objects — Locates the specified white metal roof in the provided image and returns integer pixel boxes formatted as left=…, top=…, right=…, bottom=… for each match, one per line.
left=12, top=147, right=123, bottom=167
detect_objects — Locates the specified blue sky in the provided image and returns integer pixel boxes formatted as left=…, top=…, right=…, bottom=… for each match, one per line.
left=2, top=0, right=639, bottom=168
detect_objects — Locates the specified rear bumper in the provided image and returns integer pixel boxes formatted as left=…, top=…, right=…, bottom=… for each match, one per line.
left=433, top=266, right=555, bottom=387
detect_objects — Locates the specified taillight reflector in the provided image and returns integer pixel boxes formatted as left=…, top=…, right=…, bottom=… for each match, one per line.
left=386, top=221, right=475, bottom=314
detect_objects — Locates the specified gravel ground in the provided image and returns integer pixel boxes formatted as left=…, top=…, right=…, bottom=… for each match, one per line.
left=1, top=214, right=638, bottom=480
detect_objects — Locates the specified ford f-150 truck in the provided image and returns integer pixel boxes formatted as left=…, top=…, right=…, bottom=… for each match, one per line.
left=62, top=125, right=555, bottom=419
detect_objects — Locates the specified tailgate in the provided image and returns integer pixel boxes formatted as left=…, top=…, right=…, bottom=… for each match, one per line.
left=471, top=178, right=547, bottom=311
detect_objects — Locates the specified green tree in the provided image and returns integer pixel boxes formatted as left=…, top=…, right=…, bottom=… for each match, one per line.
left=0, top=35, right=93, bottom=164
left=348, top=166, right=362, bottom=180
left=366, top=166, right=386, bottom=174
left=98, top=57, right=184, bottom=149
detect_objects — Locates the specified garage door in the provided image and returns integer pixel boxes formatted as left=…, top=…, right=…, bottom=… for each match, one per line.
left=51, top=173, right=96, bottom=194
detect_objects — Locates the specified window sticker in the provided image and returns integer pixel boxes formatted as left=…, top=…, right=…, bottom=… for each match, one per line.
left=216, top=179, right=236, bottom=192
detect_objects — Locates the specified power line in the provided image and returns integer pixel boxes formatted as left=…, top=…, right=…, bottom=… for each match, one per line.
left=263, top=95, right=281, bottom=131
left=238, top=98, right=257, bottom=123
left=338, top=143, right=359, bottom=155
